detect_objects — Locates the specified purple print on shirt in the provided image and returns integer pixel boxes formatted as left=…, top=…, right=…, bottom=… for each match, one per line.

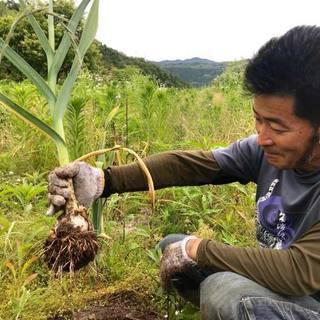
left=256, top=179, right=296, bottom=249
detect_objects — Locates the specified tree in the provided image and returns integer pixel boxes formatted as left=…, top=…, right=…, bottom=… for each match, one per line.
left=0, top=0, right=104, bottom=81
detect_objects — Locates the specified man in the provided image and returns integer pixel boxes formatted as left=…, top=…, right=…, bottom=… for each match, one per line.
left=47, top=26, right=320, bottom=319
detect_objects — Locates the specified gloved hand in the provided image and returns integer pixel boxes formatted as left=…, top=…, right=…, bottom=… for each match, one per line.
left=157, top=234, right=188, bottom=252
left=159, top=235, right=198, bottom=291
left=46, top=161, right=105, bottom=216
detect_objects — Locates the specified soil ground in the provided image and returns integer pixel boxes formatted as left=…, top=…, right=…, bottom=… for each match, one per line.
left=48, top=291, right=163, bottom=320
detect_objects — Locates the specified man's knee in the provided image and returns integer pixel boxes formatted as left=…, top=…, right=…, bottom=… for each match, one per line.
left=200, top=272, right=255, bottom=319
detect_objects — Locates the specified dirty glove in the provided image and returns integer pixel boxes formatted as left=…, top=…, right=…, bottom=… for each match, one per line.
left=46, top=161, right=105, bottom=216
left=159, top=235, right=198, bottom=291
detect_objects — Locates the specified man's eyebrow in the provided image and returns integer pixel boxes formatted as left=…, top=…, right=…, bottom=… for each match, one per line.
left=252, top=108, right=290, bottom=127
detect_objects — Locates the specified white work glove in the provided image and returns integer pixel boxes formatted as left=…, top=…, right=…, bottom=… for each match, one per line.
left=159, top=235, right=198, bottom=291
left=46, top=161, right=105, bottom=216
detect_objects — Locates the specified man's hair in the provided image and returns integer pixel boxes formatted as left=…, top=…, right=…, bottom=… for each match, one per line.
left=244, top=25, right=320, bottom=125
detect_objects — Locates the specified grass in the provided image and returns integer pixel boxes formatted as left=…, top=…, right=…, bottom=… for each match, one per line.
left=0, top=64, right=257, bottom=319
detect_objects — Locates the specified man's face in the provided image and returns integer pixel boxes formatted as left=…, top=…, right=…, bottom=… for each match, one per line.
left=253, top=95, right=320, bottom=171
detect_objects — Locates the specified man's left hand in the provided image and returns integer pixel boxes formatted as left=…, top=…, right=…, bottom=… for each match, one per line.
left=159, top=236, right=198, bottom=291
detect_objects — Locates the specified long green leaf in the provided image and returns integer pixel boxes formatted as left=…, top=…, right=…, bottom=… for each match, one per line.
left=18, top=0, right=53, bottom=57
left=53, top=0, right=99, bottom=122
left=49, top=0, right=91, bottom=79
left=0, top=39, right=55, bottom=107
left=78, top=0, right=99, bottom=54
left=0, top=93, right=66, bottom=147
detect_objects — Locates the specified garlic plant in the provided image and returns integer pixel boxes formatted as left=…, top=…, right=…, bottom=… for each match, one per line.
left=44, top=178, right=98, bottom=272
left=0, top=0, right=99, bottom=165
left=0, top=0, right=100, bottom=272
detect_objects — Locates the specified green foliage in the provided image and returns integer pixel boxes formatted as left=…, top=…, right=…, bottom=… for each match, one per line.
left=1, top=179, right=46, bottom=213
left=213, top=61, right=248, bottom=99
left=0, top=81, right=57, bottom=172
left=0, top=0, right=104, bottom=81
left=0, top=0, right=19, bottom=15
left=65, top=95, right=87, bottom=160
left=0, top=171, right=47, bottom=213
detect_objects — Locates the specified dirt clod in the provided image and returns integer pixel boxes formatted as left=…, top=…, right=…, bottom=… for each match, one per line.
left=73, top=291, right=162, bottom=320
left=48, top=291, right=162, bottom=320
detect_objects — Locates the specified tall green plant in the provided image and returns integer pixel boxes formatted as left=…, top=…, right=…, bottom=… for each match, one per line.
left=65, top=96, right=87, bottom=161
left=0, top=0, right=99, bottom=165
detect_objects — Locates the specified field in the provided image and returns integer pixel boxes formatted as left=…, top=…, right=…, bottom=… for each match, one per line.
left=0, top=64, right=258, bottom=319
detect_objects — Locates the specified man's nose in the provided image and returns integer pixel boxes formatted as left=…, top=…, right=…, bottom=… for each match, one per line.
left=257, top=125, right=274, bottom=146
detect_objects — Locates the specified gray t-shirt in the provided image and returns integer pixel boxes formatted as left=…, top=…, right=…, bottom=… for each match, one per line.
left=213, top=135, right=320, bottom=249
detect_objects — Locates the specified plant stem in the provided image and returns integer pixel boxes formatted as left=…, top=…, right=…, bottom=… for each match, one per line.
left=53, top=120, right=69, bottom=165
left=47, top=0, right=68, bottom=167
left=56, top=140, right=70, bottom=165
left=48, top=0, right=55, bottom=52
left=47, top=0, right=56, bottom=95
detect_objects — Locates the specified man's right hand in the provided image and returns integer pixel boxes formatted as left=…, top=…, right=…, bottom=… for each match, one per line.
left=46, top=161, right=105, bottom=216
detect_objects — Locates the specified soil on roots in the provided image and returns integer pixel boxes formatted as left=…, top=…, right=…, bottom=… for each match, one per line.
left=48, top=291, right=163, bottom=320
left=44, top=221, right=99, bottom=272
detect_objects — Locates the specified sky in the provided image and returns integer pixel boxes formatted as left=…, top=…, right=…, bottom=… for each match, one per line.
left=83, top=0, right=320, bottom=62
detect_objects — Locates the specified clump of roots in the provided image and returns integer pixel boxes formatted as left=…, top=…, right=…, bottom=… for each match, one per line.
left=44, top=181, right=99, bottom=273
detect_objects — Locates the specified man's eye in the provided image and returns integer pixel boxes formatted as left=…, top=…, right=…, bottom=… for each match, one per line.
left=270, top=125, right=287, bottom=133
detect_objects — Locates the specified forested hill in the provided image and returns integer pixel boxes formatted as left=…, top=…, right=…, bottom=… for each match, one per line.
left=99, top=47, right=227, bottom=88
left=156, top=57, right=227, bottom=87
left=99, top=45, right=190, bottom=88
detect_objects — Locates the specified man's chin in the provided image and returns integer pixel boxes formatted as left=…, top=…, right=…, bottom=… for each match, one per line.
left=265, top=157, right=290, bottom=170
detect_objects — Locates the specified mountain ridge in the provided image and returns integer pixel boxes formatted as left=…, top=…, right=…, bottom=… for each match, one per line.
left=156, top=57, right=226, bottom=87
left=157, top=57, right=223, bottom=65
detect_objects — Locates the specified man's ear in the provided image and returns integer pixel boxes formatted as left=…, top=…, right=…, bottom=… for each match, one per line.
left=312, top=125, right=320, bottom=143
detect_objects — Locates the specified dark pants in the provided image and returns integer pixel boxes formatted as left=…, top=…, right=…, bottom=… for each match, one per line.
left=158, top=234, right=320, bottom=320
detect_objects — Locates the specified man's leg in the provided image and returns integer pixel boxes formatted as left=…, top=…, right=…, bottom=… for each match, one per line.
left=200, top=271, right=320, bottom=320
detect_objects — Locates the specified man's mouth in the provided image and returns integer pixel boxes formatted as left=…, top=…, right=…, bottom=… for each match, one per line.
left=264, top=151, right=281, bottom=158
